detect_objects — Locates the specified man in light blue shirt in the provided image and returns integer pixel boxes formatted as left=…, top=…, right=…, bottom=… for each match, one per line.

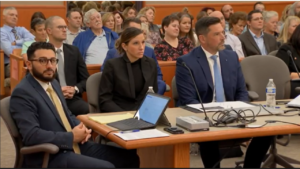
left=0, top=7, right=34, bottom=78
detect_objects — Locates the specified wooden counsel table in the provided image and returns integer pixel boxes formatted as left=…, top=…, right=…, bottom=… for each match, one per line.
left=77, top=104, right=300, bottom=168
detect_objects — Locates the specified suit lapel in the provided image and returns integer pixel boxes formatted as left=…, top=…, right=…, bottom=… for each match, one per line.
left=27, top=74, right=65, bottom=128
left=63, top=44, right=71, bottom=83
left=263, top=35, right=271, bottom=54
left=246, top=31, right=261, bottom=55
left=124, top=56, right=136, bottom=98
left=141, top=56, right=151, bottom=92
left=197, top=48, right=213, bottom=90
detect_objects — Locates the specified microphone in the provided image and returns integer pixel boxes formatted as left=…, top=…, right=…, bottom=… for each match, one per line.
left=181, top=62, right=214, bottom=127
left=287, top=50, right=300, bottom=78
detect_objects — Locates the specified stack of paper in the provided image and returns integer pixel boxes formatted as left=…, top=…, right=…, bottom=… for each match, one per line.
left=187, top=101, right=256, bottom=112
left=88, top=113, right=133, bottom=124
left=114, top=129, right=169, bottom=141
left=287, top=95, right=300, bottom=108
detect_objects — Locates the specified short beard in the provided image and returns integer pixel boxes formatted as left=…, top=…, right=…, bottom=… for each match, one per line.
left=32, top=66, right=56, bottom=82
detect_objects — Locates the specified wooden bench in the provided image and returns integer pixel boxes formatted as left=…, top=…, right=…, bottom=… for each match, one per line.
left=158, top=61, right=176, bottom=108
left=10, top=49, right=25, bottom=94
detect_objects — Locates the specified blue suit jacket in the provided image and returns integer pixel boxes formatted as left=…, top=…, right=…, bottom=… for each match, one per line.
left=101, top=46, right=166, bottom=95
left=10, top=73, right=81, bottom=167
left=176, top=47, right=248, bottom=106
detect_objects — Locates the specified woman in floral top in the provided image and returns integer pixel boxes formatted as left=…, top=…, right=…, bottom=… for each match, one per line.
left=154, top=15, right=194, bottom=61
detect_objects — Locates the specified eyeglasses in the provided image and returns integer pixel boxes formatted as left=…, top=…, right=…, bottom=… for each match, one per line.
left=57, top=25, right=67, bottom=30
left=29, top=58, right=59, bottom=65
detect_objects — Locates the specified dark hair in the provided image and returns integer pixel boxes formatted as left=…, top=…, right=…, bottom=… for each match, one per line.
left=195, top=17, right=221, bottom=36
left=254, top=2, right=264, bottom=10
left=66, top=8, right=83, bottom=18
left=201, top=7, right=215, bottom=13
left=229, top=11, right=247, bottom=30
left=247, top=10, right=262, bottom=21
left=123, top=17, right=141, bottom=29
left=68, top=1, right=78, bottom=11
left=30, top=12, right=46, bottom=22
left=121, top=1, right=134, bottom=11
left=177, top=12, right=195, bottom=45
left=75, top=1, right=86, bottom=10
left=197, top=11, right=208, bottom=21
left=27, top=42, right=55, bottom=60
left=113, top=11, right=125, bottom=23
left=30, top=18, right=45, bottom=31
left=115, top=27, right=144, bottom=54
left=105, top=5, right=117, bottom=12
left=289, top=25, right=300, bottom=51
left=122, top=7, right=137, bottom=18
left=161, top=14, right=180, bottom=34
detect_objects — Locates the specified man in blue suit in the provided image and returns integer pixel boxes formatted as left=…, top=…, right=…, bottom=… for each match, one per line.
left=10, top=42, right=139, bottom=168
left=101, top=18, right=166, bottom=95
left=176, top=17, right=273, bottom=168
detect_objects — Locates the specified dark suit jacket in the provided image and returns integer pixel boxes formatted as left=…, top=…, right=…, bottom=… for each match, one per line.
left=238, top=30, right=278, bottom=57
left=276, top=43, right=300, bottom=73
left=176, top=47, right=249, bottom=106
left=10, top=73, right=81, bottom=167
left=56, top=44, right=89, bottom=96
left=101, top=46, right=166, bottom=95
left=99, top=55, right=158, bottom=112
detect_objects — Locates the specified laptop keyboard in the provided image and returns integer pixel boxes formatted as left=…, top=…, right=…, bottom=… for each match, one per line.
left=107, top=118, right=154, bottom=131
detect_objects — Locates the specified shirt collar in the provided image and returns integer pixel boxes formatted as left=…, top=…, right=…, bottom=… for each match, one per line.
left=201, top=46, right=219, bottom=60
left=33, top=76, right=51, bottom=92
left=249, top=29, right=264, bottom=38
left=3, top=24, right=14, bottom=32
left=66, top=28, right=84, bottom=35
left=55, top=45, right=64, bottom=53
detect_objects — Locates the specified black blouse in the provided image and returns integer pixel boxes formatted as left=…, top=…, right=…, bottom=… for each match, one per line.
left=131, top=59, right=145, bottom=97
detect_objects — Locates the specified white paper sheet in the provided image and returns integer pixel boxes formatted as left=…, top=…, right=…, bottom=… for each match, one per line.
left=114, top=129, right=169, bottom=141
left=287, top=95, right=300, bottom=108
left=187, top=101, right=256, bottom=112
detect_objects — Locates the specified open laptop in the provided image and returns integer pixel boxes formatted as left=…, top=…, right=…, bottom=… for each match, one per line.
left=107, top=93, right=170, bottom=131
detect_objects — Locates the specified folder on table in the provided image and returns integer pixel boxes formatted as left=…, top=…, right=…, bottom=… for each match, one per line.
left=88, top=113, right=134, bottom=124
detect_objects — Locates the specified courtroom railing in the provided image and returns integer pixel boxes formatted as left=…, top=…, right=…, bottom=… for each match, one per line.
left=0, top=50, right=5, bottom=96
left=10, top=49, right=25, bottom=94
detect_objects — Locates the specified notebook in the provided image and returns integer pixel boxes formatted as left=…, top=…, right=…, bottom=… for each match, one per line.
left=107, top=93, right=170, bottom=131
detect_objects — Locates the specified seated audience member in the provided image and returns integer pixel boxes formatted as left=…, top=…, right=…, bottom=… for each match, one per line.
left=221, top=4, right=234, bottom=32
left=288, top=2, right=300, bottom=16
left=99, top=27, right=158, bottom=112
left=201, top=7, right=215, bottom=15
left=102, top=12, right=115, bottom=31
left=122, top=7, right=137, bottom=18
left=21, top=18, right=47, bottom=61
left=46, top=16, right=89, bottom=116
left=229, top=11, right=247, bottom=36
left=65, top=8, right=84, bottom=45
left=73, top=9, right=119, bottom=64
left=113, top=11, right=124, bottom=33
left=278, top=4, right=292, bottom=32
left=154, top=15, right=194, bottom=61
left=137, top=14, right=149, bottom=26
left=121, top=1, right=134, bottom=11
left=277, top=16, right=300, bottom=45
left=100, top=1, right=112, bottom=12
left=0, top=7, right=34, bottom=80
left=176, top=16, right=273, bottom=168
left=10, top=42, right=140, bottom=168
left=177, top=11, right=198, bottom=46
left=101, top=18, right=166, bottom=95
left=138, top=7, right=162, bottom=45
left=113, top=2, right=122, bottom=12
left=254, top=1, right=265, bottom=12
left=30, top=11, right=46, bottom=22
left=276, top=25, right=300, bottom=80
left=196, top=11, right=208, bottom=21
left=209, top=11, right=244, bottom=58
left=263, top=11, right=279, bottom=39
left=141, top=23, right=154, bottom=49
left=82, top=1, right=99, bottom=13
left=239, top=10, right=278, bottom=56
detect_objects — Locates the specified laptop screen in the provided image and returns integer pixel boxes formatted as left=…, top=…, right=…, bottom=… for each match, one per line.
left=134, top=93, right=170, bottom=124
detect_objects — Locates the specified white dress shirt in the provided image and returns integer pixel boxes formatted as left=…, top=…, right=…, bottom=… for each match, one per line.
left=201, top=46, right=226, bottom=102
left=225, top=32, right=245, bottom=58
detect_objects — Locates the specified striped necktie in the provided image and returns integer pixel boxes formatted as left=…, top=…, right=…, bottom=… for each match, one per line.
left=11, top=28, right=20, bottom=40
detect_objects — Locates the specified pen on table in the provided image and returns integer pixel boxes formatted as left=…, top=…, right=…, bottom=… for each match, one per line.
left=120, top=129, right=140, bottom=134
left=263, top=105, right=280, bottom=109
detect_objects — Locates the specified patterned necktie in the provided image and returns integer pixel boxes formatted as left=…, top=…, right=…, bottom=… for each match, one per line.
left=211, top=55, right=225, bottom=102
left=46, top=86, right=81, bottom=154
left=11, top=28, right=20, bottom=40
left=56, top=49, right=67, bottom=86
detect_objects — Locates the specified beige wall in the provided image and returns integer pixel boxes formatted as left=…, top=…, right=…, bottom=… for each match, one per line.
left=1, top=1, right=63, bottom=6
